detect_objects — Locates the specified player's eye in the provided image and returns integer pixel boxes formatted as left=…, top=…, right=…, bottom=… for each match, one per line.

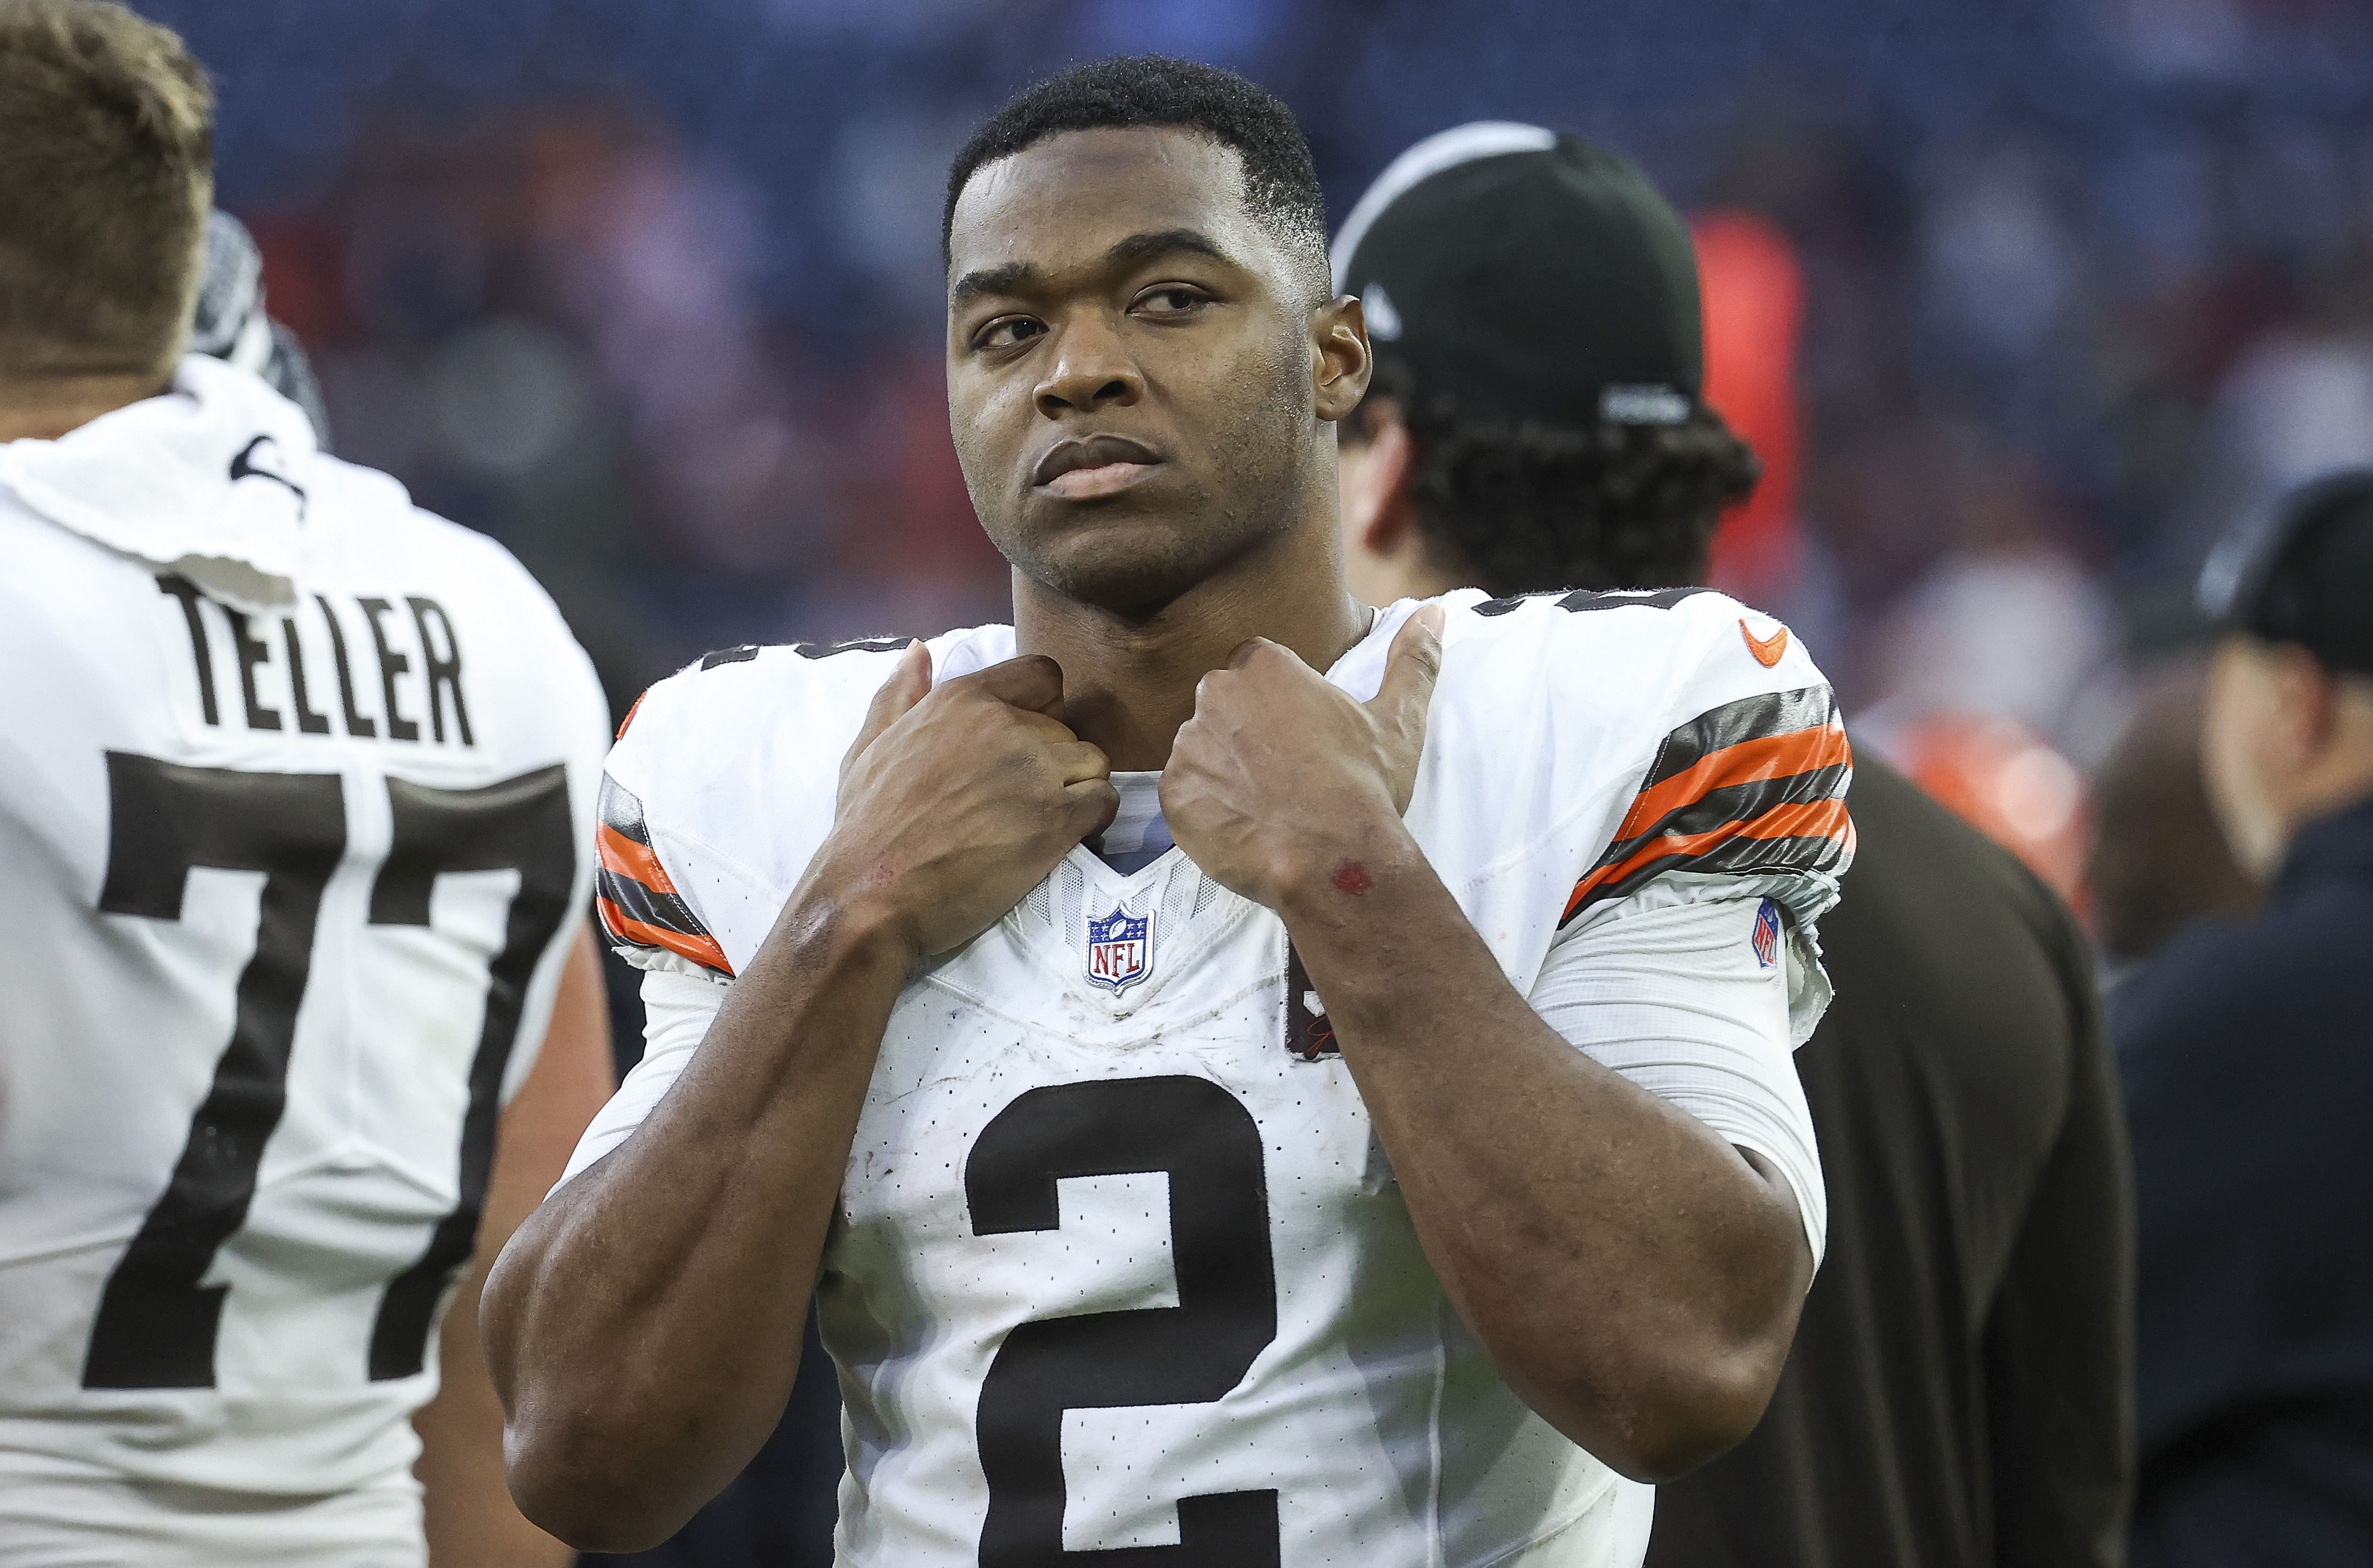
left=1131, top=284, right=1211, bottom=319
left=975, top=315, right=1046, bottom=351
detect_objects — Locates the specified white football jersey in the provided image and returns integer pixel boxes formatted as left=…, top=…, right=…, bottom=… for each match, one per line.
left=578, top=588, right=1852, bottom=1568
left=0, top=359, right=609, bottom=1534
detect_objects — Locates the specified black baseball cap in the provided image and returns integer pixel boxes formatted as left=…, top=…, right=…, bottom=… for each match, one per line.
left=1331, top=122, right=1704, bottom=430
left=2202, top=467, right=2373, bottom=676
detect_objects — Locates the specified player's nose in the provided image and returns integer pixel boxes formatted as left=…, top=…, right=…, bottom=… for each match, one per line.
left=1034, top=321, right=1143, bottom=418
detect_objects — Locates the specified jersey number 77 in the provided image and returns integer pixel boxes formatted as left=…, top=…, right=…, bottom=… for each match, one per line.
left=81, top=752, right=574, bottom=1391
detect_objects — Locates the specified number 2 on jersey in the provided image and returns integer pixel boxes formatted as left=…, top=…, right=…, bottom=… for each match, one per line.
left=966, top=1076, right=1282, bottom=1566
left=80, top=753, right=573, bottom=1391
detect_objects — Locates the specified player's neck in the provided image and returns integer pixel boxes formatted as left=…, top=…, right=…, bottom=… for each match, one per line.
left=1015, top=520, right=1371, bottom=773
left=0, top=368, right=169, bottom=442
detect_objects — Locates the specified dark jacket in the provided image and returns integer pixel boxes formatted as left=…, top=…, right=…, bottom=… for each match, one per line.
left=1648, top=756, right=2136, bottom=1568
left=2116, top=793, right=2373, bottom=1567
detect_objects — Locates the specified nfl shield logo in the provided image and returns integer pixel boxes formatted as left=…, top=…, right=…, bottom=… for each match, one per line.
left=1751, top=898, right=1781, bottom=969
left=1085, top=905, right=1153, bottom=994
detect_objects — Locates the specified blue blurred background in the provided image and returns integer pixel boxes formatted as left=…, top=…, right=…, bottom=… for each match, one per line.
left=131, top=0, right=2373, bottom=1559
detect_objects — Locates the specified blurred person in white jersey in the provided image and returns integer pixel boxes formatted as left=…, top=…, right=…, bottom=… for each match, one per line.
left=0, top=3, right=614, bottom=1564
left=487, top=57, right=1847, bottom=1567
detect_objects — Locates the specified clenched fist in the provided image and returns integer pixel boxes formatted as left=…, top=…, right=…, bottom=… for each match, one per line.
left=1161, top=605, right=1445, bottom=910
left=819, top=644, right=1118, bottom=957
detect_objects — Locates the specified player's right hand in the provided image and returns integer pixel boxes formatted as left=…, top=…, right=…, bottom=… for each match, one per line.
left=820, top=643, right=1117, bottom=957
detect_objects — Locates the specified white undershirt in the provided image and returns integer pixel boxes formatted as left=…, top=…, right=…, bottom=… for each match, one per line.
left=1087, top=771, right=1172, bottom=875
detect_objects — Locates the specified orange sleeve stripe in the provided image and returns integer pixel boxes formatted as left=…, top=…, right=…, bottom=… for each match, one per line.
left=1567, top=796, right=1852, bottom=917
left=1616, top=722, right=1851, bottom=841
left=616, top=690, right=646, bottom=740
left=597, top=823, right=679, bottom=895
left=598, top=896, right=734, bottom=976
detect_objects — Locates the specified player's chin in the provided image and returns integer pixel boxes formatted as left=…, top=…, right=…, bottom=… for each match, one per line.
left=1015, top=519, right=1233, bottom=615
left=1005, top=497, right=1222, bottom=600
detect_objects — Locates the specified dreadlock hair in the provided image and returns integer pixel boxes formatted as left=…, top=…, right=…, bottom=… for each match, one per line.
left=943, top=56, right=1331, bottom=305
left=1354, top=355, right=1762, bottom=597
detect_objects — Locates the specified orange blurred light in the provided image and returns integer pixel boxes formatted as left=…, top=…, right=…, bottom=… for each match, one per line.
left=1692, top=208, right=1804, bottom=603
left=1889, top=712, right=2093, bottom=904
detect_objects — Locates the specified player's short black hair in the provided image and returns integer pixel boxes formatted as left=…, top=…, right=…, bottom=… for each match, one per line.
left=1354, top=356, right=1762, bottom=597
left=943, top=56, right=1330, bottom=302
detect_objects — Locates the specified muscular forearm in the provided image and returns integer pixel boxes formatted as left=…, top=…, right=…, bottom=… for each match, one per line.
left=482, top=890, right=910, bottom=1551
left=1280, top=826, right=1810, bottom=1480
left=485, top=649, right=1116, bottom=1549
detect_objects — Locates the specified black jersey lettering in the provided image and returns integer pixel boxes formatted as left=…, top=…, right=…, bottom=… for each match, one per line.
left=156, top=575, right=220, bottom=727
left=83, top=756, right=345, bottom=1388
left=282, top=616, right=333, bottom=734
left=1471, top=585, right=1712, bottom=617
left=968, top=1076, right=1281, bottom=1567
left=227, top=611, right=284, bottom=732
left=698, top=644, right=761, bottom=670
left=365, top=766, right=573, bottom=1377
left=406, top=597, right=473, bottom=747
left=793, top=637, right=912, bottom=660
left=358, top=597, right=421, bottom=743
left=318, top=593, right=377, bottom=739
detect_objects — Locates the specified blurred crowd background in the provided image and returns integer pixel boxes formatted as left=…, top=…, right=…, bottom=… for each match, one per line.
left=137, top=0, right=2373, bottom=938
left=144, top=0, right=2373, bottom=913
left=127, top=0, right=2373, bottom=1559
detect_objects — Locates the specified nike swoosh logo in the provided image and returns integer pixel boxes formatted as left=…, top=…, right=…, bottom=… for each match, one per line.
left=229, top=434, right=308, bottom=519
left=1740, top=619, right=1789, bottom=668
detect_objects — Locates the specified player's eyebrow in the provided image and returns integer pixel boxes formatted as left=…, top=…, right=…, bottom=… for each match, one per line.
left=1101, top=228, right=1233, bottom=268
left=950, top=260, right=1037, bottom=307
left=950, top=229, right=1236, bottom=308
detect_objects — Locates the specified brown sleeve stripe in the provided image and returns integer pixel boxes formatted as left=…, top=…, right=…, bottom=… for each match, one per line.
left=1562, top=686, right=1853, bottom=925
left=598, top=821, right=678, bottom=895
left=598, top=897, right=734, bottom=977
left=1613, top=722, right=1851, bottom=847
left=1565, top=800, right=1853, bottom=923
left=1601, top=756, right=1853, bottom=871
left=1644, top=685, right=1839, bottom=785
left=595, top=773, right=733, bottom=977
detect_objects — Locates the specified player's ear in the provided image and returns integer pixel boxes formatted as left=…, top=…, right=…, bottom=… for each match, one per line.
left=1312, top=293, right=1373, bottom=423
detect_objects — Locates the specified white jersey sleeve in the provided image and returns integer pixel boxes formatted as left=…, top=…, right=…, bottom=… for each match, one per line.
left=1532, top=886, right=1827, bottom=1269
left=1344, top=585, right=1853, bottom=1003
left=588, top=630, right=1011, bottom=983
left=558, top=968, right=722, bottom=1187
left=564, top=628, right=1015, bottom=1182
left=1354, top=587, right=1847, bottom=1272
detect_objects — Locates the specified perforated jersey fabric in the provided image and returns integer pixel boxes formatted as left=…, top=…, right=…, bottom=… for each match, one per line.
left=569, top=585, right=1851, bottom=1567
left=0, top=358, right=610, bottom=1558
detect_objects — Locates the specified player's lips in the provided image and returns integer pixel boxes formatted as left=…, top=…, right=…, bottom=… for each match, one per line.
left=1031, top=436, right=1162, bottom=500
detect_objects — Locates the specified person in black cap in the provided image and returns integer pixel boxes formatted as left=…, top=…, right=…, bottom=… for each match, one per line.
left=1334, top=126, right=2136, bottom=1568
left=1330, top=122, right=1760, bottom=603
left=2117, top=468, right=2373, bottom=1566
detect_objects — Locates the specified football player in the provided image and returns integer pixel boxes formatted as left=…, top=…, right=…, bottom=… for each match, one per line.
left=0, top=4, right=613, bottom=1564
left=488, top=58, right=1849, bottom=1568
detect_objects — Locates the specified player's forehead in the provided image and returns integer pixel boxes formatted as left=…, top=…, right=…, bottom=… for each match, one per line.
left=946, top=127, right=1266, bottom=295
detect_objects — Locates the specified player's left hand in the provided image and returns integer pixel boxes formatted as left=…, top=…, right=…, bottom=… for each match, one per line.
left=1162, top=603, right=1445, bottom=909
